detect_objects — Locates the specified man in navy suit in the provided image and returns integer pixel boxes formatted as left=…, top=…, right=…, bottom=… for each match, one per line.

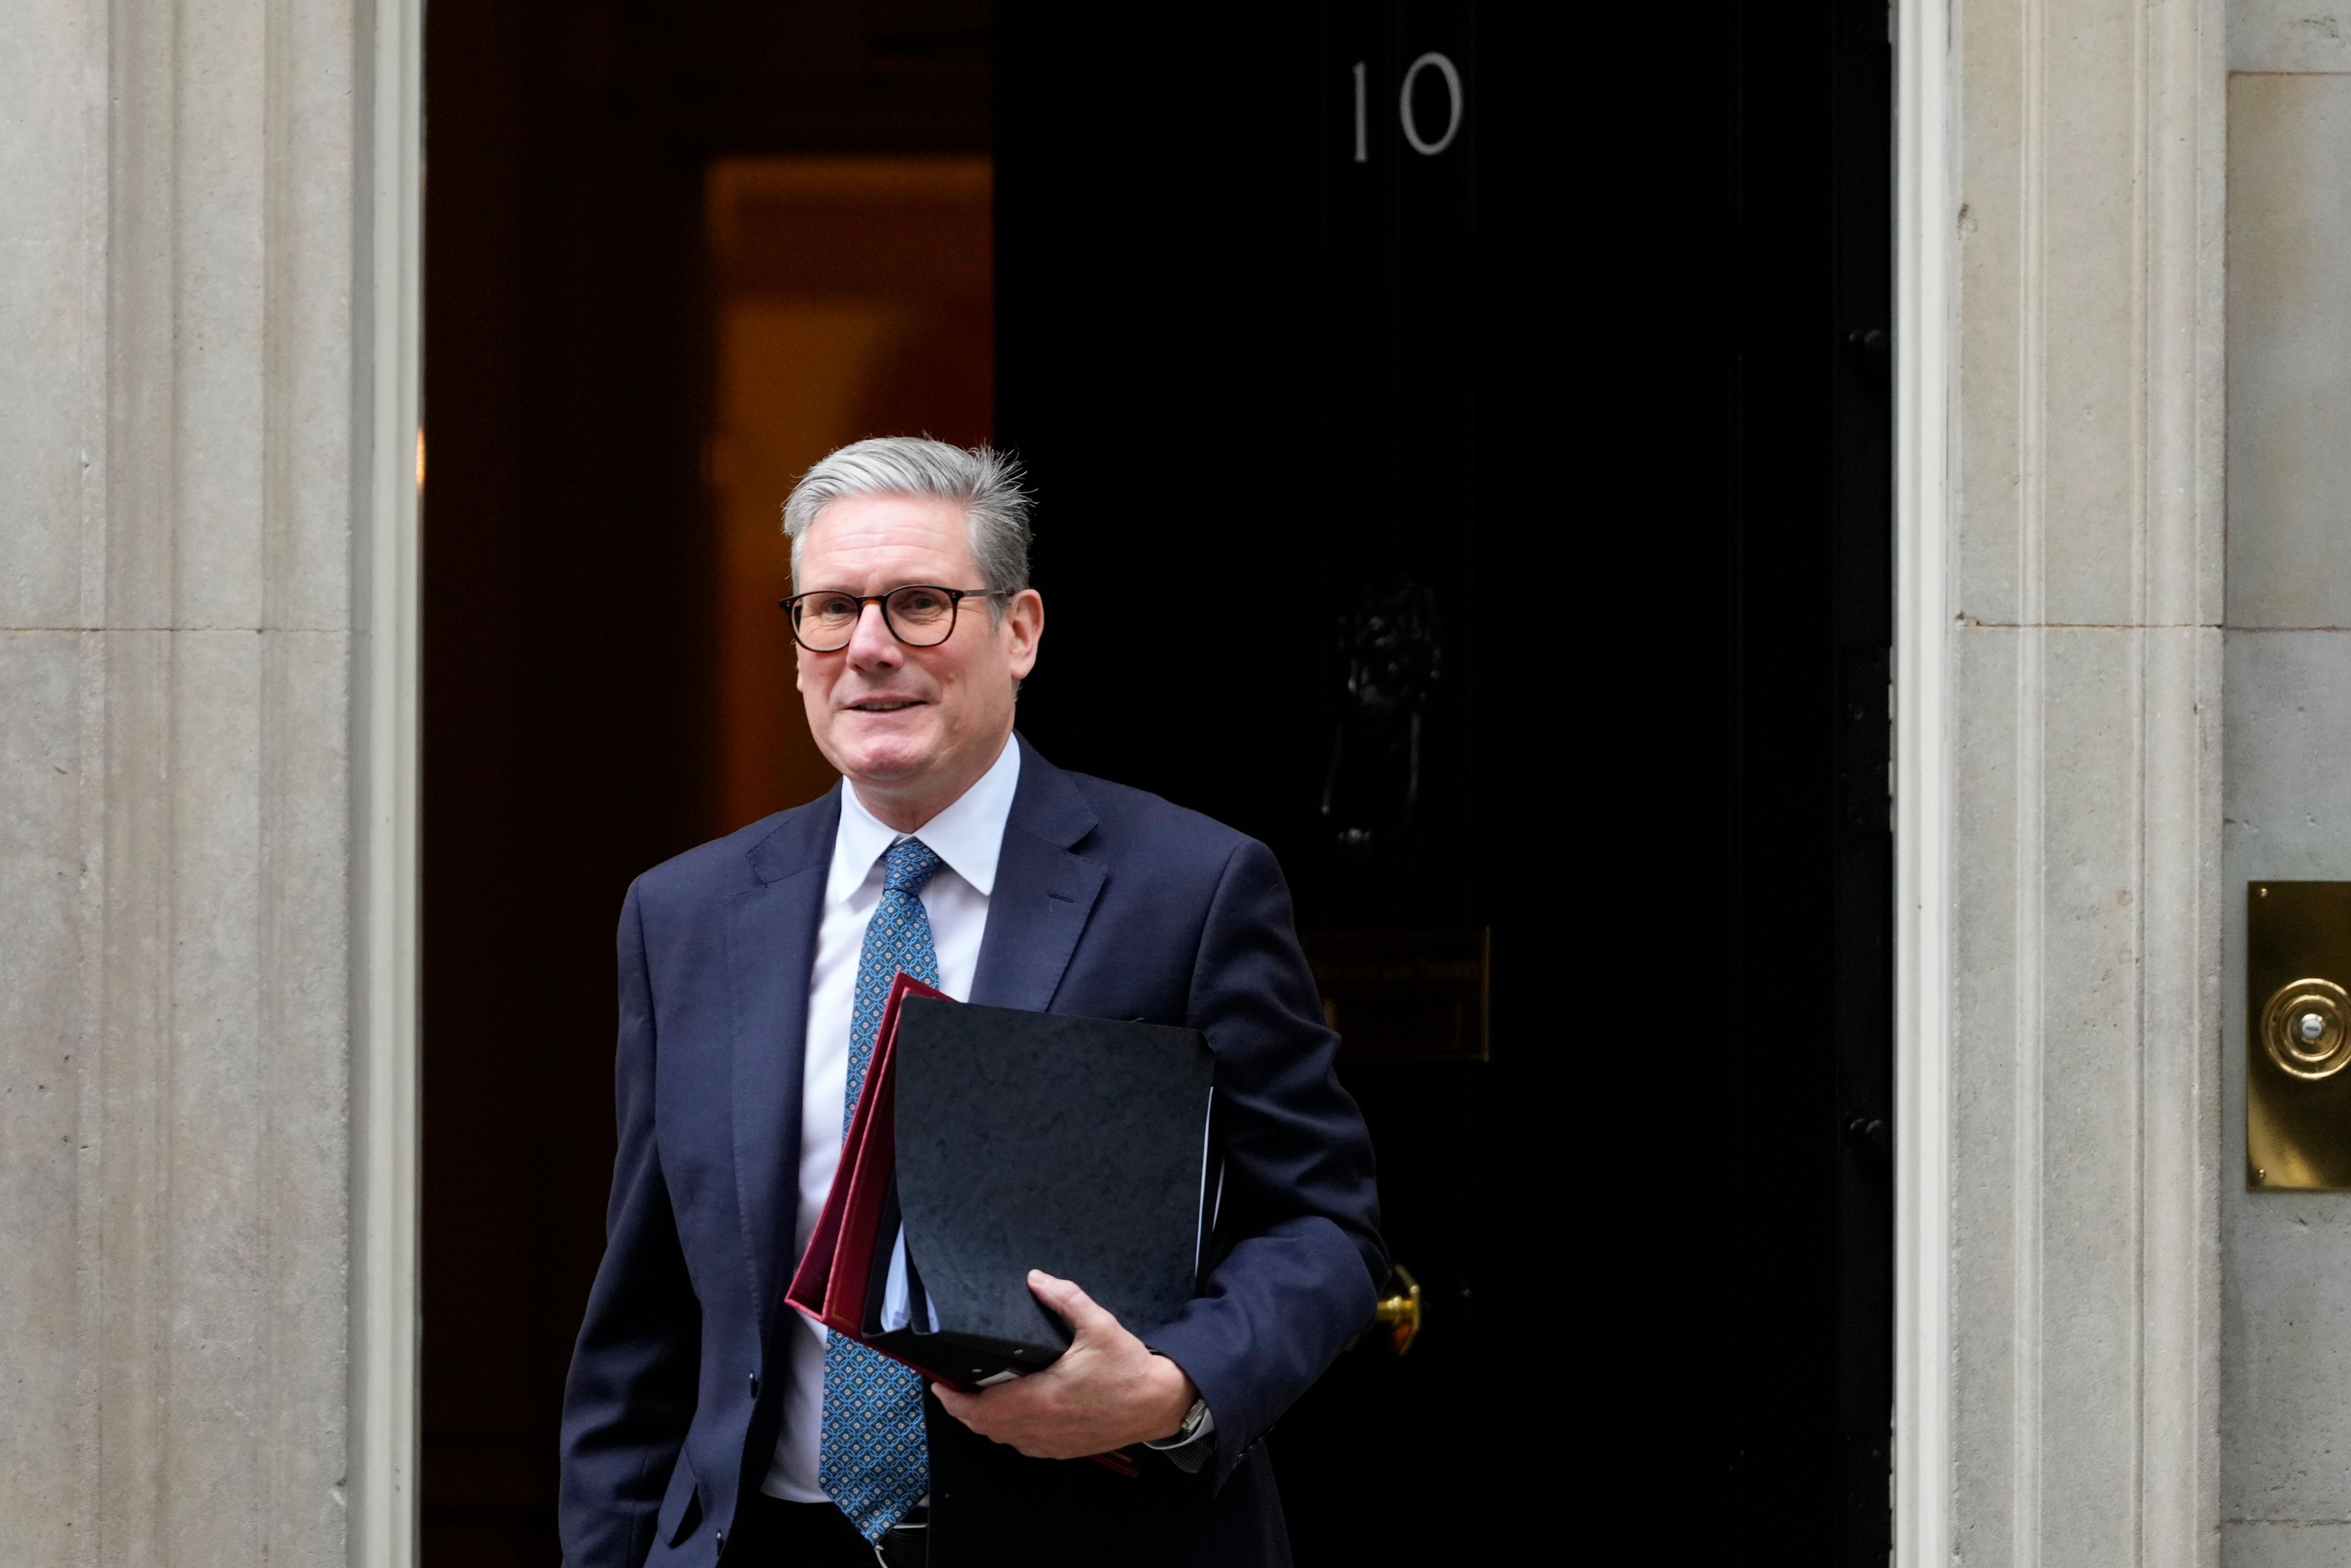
left=558, top=437, right=1385, bottom=1567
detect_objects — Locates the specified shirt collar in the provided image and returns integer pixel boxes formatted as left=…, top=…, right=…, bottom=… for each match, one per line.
left=827, top=735, right=1023, bottom=904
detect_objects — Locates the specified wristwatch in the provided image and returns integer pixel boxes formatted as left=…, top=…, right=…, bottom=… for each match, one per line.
left=1171, top=1394, right=1209, bottom=1444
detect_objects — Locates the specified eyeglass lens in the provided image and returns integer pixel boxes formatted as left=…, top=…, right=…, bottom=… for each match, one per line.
left=793, top=585, right=961, bottom=650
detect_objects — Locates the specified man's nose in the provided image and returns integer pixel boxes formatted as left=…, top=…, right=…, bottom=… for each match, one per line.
left=844, top=600, right=901, bottom=667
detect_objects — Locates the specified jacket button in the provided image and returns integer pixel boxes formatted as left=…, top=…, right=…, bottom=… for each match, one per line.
left=748, top=1371, right=760, bottom=1398
left=714, top=1526, right=726, bottom=1554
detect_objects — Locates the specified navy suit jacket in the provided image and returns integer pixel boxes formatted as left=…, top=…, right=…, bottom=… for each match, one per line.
left=558, top=736, right=1386, bottom=1567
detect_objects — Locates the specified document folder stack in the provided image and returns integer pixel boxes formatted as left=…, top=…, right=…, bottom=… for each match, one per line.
left=787, top=972, right=1218, bottom=1391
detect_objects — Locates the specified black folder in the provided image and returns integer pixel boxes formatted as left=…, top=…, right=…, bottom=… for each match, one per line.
left=790, top=979, right=1218, bottom=1390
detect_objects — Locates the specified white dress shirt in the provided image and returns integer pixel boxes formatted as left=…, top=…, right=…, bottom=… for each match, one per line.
left=763, top=737, right=1023, bottom=1502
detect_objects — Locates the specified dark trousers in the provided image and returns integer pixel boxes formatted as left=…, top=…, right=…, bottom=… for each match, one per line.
left=735, top=1493, right=924, bottom=1567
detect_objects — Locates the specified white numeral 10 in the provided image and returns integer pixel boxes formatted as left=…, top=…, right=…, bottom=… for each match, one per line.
left=1354, top=52, right=1465, bottom=163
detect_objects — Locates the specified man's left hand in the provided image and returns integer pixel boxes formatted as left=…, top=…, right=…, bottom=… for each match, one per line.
left=931, top=1270, right=1199, bottom=1458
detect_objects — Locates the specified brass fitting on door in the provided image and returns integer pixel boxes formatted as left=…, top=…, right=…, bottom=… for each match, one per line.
left=1371, top=1265, right=1423, bottom=1357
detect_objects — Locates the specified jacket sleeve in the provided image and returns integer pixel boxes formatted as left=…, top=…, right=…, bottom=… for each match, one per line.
left=1138, top=838, right=1387, bottom=1490
left=558, top=880, right=702, bottom=1567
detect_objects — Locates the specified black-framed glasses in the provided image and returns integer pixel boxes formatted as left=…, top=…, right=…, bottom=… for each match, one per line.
left=780, top=584, right=1006, bottom=652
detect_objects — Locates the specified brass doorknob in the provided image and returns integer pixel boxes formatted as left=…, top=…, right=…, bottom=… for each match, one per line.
left=1371, top=1265, right=1422, bottom=1356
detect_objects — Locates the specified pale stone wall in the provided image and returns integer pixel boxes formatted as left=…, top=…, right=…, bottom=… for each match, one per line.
left=0, top=2, right=414, bottom=1562
left=2221, top=32, right=2351, bottom=1568
left=1937, top=0, right=2226, bottom=1561
left=1932, top=0, right=2351, bottom=1559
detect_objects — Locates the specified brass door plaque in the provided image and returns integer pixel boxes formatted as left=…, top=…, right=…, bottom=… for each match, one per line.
left=1303, top=930, right=1490, bottom=1061
left=2248, top=882, right=2351, bottom=1189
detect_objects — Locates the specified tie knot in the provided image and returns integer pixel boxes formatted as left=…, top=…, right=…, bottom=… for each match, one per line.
left=882, top=836, right=941, bottom=895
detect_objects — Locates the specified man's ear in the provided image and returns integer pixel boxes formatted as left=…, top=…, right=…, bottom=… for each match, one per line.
left=1005, top=589, right=1044, bottom=681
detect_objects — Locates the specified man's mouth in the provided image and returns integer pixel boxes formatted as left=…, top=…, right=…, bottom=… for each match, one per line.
left=847, top=698, right=923, bottom=713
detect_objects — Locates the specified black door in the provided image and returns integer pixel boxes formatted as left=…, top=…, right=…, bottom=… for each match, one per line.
left=997, top=3, right=1894, bottom=1561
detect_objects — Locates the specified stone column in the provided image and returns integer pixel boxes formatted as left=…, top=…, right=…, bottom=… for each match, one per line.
left=0, top=2, right=418, bottom=1563
left=1905, top=0, right=2227, bottom=1561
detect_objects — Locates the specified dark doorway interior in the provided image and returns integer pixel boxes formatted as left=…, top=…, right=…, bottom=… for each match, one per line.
left=421, top=2, right=1892, bottom=1563
left=421, top=7, right=990, bottom=1560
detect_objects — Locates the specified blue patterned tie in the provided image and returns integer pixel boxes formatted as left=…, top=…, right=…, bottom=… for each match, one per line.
left=819, top=835, right=940, bottom=1542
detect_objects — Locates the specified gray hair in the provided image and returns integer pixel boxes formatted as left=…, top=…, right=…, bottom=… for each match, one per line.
left=781, top=437, right=1033, bottom=610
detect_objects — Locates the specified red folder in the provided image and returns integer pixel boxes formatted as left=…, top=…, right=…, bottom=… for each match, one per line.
left=785, top=970, right=965, bottom=1386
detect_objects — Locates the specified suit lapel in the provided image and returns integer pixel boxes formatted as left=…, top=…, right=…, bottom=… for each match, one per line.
left=727, top=788, right=841, bottom=1337
left=972, top=737, right=1106, bottom=1013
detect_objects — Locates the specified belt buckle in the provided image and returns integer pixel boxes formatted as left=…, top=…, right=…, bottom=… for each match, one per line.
left=874, top=1510, right=927, bottom=1568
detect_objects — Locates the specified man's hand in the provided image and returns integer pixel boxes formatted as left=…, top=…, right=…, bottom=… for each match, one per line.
left=931, top=1270, right=1199, bottom=1459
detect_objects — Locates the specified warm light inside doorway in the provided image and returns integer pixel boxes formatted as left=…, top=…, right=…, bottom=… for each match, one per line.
left=703, top=155, right=994, bottom=831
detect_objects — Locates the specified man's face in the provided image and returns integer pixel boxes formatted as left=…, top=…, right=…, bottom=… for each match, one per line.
left=792, top=492, right=1042, bottom=808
